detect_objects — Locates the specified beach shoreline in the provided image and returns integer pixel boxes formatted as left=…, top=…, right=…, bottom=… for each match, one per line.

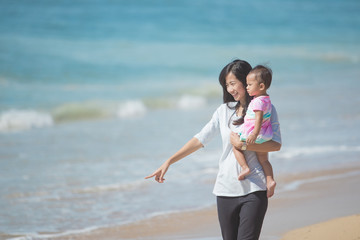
left=4, top=162, right=360, bottom=240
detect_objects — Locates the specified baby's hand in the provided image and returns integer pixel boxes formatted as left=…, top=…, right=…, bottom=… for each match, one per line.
left=246, top=134, right=257, bottom=144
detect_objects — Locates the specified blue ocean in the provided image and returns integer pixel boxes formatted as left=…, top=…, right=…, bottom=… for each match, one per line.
left=1, top=0, right=360, bottom=238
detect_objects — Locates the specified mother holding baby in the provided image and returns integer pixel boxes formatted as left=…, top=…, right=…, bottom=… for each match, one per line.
left=145, top=59, right=281, bottom=240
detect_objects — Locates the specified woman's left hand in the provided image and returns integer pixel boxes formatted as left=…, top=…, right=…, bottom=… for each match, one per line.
left=230, top=132, right=243, bottom=150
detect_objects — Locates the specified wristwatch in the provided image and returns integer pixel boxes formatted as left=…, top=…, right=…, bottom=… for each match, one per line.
left=241, top=142, right=247, bottom=151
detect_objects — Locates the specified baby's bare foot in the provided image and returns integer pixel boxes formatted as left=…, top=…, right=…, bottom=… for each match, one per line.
left=267, top=180, right=276, bottom=198
left=238, top=167, right=251, bottom=180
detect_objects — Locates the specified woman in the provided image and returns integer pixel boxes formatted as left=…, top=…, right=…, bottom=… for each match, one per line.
left=145, top=59, right=281, bottom=240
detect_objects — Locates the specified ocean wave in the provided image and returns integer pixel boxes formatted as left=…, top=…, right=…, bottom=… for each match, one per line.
left=72, top=180, right=149, bottom=194
left=0, top=94, right=213, bottom=132
left=7, top=226, right=99, bottom=240
left=52, top=101, right=114, bottom=122
left=274, top=145, right=360, bottom=159
left=51, top=95, right=209, bottom=121
left=7, top=180, right=149, bottom=201
left=117, top=100, right=147, bottom=118
left=279, top=170, right=360, bottom=193
left=0, top=109, right=53, bottom=132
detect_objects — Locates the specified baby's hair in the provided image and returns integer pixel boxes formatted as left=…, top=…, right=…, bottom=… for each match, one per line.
left=249, top=65, right=272, bottom=89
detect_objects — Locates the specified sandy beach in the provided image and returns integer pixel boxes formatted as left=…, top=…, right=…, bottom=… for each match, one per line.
left=281, top=214, right=360, bottom=240
left=5, top=163, right=358, bottom=240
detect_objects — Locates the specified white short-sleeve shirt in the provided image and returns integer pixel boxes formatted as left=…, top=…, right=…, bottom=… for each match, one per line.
left=194, top=102, right=281, bottom=197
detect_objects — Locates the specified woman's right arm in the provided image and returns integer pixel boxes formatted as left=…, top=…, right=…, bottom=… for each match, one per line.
left=145, top=137, right=203, bottom=183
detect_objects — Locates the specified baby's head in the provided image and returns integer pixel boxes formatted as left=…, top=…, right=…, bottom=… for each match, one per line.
left=248, top=65, right=272, bottom=90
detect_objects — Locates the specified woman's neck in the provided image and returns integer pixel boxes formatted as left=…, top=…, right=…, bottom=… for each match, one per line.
left=236, top=102, right=246, bottom=117
left=237, top=101, right=246, bottom=108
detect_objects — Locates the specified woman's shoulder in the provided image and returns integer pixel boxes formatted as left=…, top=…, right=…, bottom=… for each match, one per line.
left=271, top=104, right=278, bottom=114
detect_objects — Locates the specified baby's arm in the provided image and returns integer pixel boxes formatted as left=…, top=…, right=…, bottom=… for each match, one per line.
left=246, top=110, right=263, bottom=144
left=231, top=132, right=281, bottom=152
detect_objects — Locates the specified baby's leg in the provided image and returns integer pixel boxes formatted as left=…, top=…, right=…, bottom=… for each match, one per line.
left=233, top=146, right=250, bottom=180
left=256, top=152, right=276, bottom=198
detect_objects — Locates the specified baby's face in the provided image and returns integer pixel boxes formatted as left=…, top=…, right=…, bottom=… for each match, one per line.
left=246, top=73, right=264, bottom=97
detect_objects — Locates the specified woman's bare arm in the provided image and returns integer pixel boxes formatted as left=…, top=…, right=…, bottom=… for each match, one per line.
left=230, top=132, right=281, bottom=152
left=145, top=137, right=203, bottom=183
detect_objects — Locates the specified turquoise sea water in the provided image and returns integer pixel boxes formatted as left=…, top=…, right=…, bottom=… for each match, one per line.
left=1, top=0, right=360, bottom=238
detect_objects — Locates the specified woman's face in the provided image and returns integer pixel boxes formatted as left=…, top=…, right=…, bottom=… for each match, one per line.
left=226, top=72, right=246, bottom=102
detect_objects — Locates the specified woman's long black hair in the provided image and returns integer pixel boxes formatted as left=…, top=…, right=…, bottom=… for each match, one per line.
left=219, top=59, right=253, bottom=126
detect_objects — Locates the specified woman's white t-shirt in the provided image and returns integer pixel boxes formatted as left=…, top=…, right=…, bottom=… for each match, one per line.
left=194, top=102, right=282, bottom=197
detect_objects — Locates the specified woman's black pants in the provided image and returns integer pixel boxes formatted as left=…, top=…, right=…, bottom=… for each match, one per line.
left=217, top=191, right=268, bottom=240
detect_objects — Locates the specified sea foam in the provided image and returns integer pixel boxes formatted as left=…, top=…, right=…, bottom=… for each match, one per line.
left=117, top=100, right=147, bottom=118
left=0, top=109, right=53, bottom=132
left=279, top=170, right=360, bottom=193
left=72, top=180, right=149, bottom=194
left=275, top=145, right=360, bottom=160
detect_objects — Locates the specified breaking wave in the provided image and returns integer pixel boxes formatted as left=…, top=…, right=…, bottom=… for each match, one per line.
left=0, top=94, right=211, bottom=132
left=275, top=145, right=360, bottom=160
left=117, top=100, right=147, bottom=118
left=0, top=109, right=53, bottom=132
